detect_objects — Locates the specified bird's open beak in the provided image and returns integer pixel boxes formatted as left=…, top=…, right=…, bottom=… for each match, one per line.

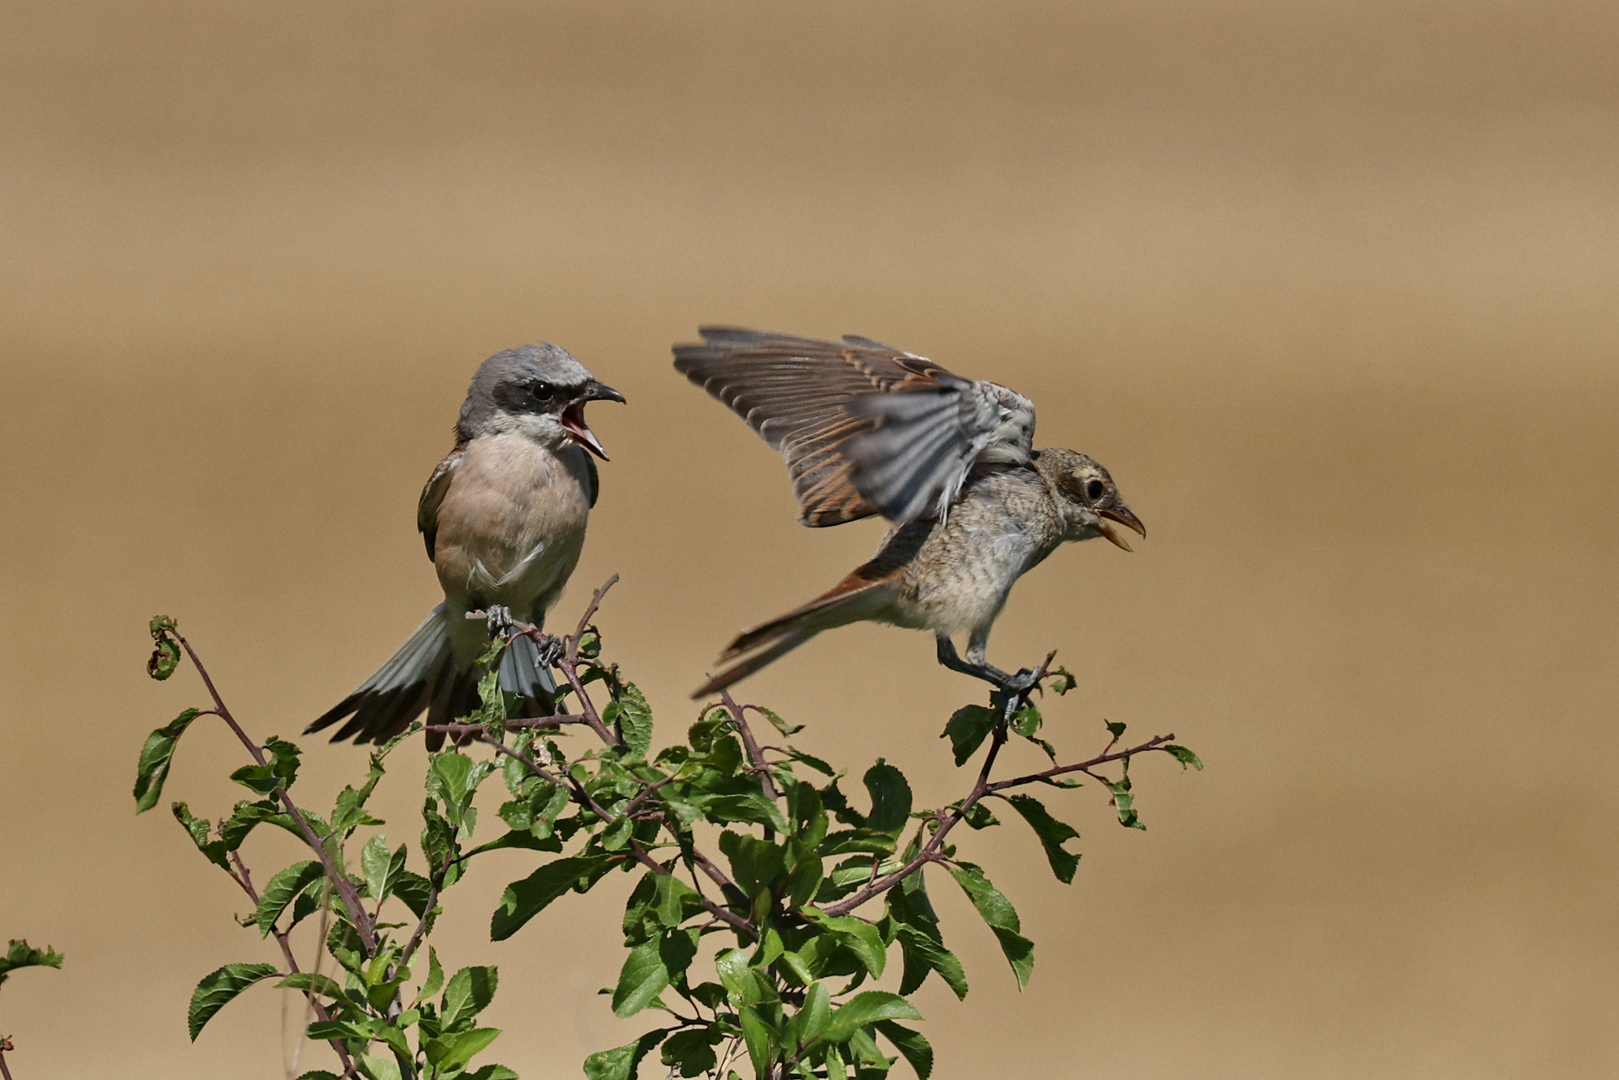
left=1096, top=505, right=1146, bottom=552
left=560, top=381, right=625, bottom=461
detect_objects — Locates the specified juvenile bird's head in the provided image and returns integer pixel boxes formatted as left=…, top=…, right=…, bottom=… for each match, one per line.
left=458, top=343, right=626, bottom=458
left=1034, top=448, right=1146, bottom=550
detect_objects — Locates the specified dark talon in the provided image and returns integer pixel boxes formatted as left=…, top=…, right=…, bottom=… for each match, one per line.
left=535, top=633, right=564, bottom=668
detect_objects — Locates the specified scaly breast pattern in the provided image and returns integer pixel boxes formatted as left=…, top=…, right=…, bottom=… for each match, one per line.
left=892, top=468, right=1063, bottom=637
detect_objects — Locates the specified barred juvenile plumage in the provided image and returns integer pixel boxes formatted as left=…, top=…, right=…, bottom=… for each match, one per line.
left=673, top=329, right=1143, bottom=696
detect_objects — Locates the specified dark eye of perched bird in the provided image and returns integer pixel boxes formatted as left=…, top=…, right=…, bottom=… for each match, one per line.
left=530, top=381, right=556, bottom=400
left=1085, top=478, right=1106, bottom=501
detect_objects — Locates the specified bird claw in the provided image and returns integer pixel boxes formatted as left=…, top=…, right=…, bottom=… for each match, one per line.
left=1003, top=667, right=1041, bottom=695
left=534, top=633, right=564, bottom=668
left=484, top=605, right=517, bottom=639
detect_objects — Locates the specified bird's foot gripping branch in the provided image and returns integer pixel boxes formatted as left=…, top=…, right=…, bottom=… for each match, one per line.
left=137, top=579, right=1199, bottom=1080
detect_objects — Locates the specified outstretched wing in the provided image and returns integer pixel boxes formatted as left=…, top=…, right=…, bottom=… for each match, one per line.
left=674, top=327, right=1032, bottom=525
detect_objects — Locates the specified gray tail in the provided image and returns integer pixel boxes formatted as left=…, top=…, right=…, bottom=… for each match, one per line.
left=306, top=606, right=556, bottom=751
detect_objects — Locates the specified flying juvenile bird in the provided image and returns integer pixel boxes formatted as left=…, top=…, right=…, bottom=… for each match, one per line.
left=673, top=327, right=1143, bottom=697
left=306, top=343, right=624, bottom=749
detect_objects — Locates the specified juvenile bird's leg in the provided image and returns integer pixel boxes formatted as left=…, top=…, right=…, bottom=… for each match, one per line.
left=936, top=635, right=1043, bottom=696
left=936, top=635, right=1014, bottom=687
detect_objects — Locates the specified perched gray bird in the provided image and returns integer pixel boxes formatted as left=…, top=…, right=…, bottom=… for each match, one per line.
left=674, top=327, right=1143, bottom=697
left=307, top=343, right=623, bottom=748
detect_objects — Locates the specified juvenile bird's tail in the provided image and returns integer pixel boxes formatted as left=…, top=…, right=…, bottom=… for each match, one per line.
left=691, top=570, right=895, bottom=699
left=306, top=605, right=556, bottom=750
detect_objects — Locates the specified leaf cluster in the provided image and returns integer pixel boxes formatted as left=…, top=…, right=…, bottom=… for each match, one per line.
left=136, top=597, right=1199, bottom=1080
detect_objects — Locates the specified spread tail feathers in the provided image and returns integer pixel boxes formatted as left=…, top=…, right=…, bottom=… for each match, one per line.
left=691, top=570, right=895, bottom=698
left=306, top=605, right=556, bottom=751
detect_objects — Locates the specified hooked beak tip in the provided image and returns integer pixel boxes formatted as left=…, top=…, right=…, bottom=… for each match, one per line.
left=1100, top=506, right=1146, bottom=540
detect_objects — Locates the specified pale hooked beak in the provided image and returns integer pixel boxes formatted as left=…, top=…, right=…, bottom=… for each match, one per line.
left=560, top=380, right=625, bottom=460
left=1096, top=505, right=1146, bottom=552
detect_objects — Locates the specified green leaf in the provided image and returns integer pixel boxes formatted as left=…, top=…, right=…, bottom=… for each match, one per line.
left=846, top=1025, right=888, bottom=1070
left=959, top=802, right=999, bottom=830
left=218, top=799, right=286, bottom=851
left=949, top=863, right=1034, bottom=990
left=823, top=991, right=922, bottom=1043
left=604, top=680, right=653, bottom=758
left=1105, top=720, right=1127, bottom=739
left=1046, top=666, right=1076, bottom=695
left=294, top=1072, right=342, bottom=1080
left=275, top=972, right=344, bottom=999
left=874, top=1021, right=933, bottom=1079
left=441, top=965, right=499, bottom=1029
left=697, top=793, right=790, bottom=834
left=357, top=1052, right=402, bottom=1080
left=754, top=705, right=803, bottom=736
left=429, top=752, right=477, bottom=818
left=1108, top=773, right=1145, bottom=830
left=435, top=1027, right=502, bottom=1070
left=133, top=708, right=201, bottom=812
left=818, top=828, right=899, bottom=857
left=787, top=748, right=837, bottom=777
left=463, top=1066, right=519, bottom=1080
left=491, top=856, right=611, bottom=940
left=662, top=1028, right=722, bottom=1077
left=584, top=1030, right=667, bottom=1080
left=419, top=947, right=445, bottom=1002
left=740, top=1006, right=773, bottom=1077
left=803, top=910, right=886, bottom=979
left=941, top=706, right=998, bottom=767
left=147, top=615, right=182, bottom=680
left=862, top=761, right=912, bottom=835
left=307, top=1017, right=378, bottom=1042
left=715, top=949, right=762, bottom=1007
left=652, top=874, right=700, bottom=927
left=361, top=836, right=405, bottom=903
left=255, top=860, right=326, bottom=936
left=0, top=940, right=64, bottom=988
left=790, top=980, right=831, bottom=1047
left=170, top=801, right=228, bottom=869
left=392, top=869, right=435, bottom=919
left=825, top=1044, right=849, bottom=1080
left=1006, top=795, right=1082, bottom=884
left=1164, top=744, right=1203, bottom=770
left=719, top=831, right=785, bottom=896
left=188, top=962, right=279, bottom=1040
left=893, top=924, right=967, bottom=1000
left=612, top=939, right=670, bottom=1017
left=1010, top=704, right=1042, bottom=738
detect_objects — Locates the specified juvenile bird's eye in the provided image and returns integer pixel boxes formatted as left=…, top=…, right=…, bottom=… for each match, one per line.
left=530, top=381, right=555, bottom=399
left=1085, top=478, right=1106, bottom=502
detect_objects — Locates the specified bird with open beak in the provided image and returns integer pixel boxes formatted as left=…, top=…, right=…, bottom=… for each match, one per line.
left=674, top=327, right=1143, bottom=696
left=308, top=342, right=624, bottom=748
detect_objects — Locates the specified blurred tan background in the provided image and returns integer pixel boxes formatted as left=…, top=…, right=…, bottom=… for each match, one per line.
left=2, top=1, right=1616, bottom=1077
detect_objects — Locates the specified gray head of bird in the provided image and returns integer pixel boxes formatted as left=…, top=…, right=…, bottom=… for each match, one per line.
left=458, top=342, right=626, bottom=458
left=1033, top=447, right=1146, bottom=550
